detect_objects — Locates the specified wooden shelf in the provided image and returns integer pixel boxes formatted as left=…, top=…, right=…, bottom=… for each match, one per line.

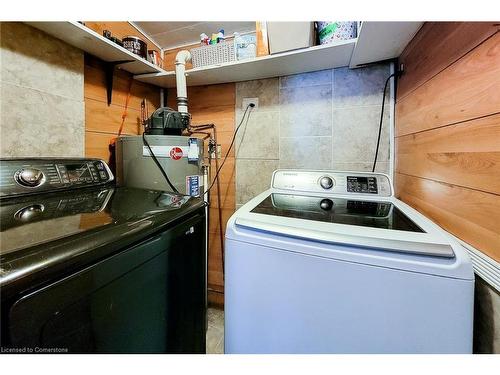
left=26, top=22, right=167, bottom=75
left=350, top=22, right=423, bottom=68
left=134, top=39, right=356, bottom=88
left=26, top=21, right=423, bottom=88
left=134, top=22, right=423, bottom=88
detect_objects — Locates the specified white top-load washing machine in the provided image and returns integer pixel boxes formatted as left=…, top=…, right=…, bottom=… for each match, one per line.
left=225, top=170, right=474, bottom=354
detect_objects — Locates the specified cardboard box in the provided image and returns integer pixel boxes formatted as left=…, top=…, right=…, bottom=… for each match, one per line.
left=267, top=22, right=315, bottom=54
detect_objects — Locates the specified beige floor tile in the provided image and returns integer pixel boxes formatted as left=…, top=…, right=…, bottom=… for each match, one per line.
left=207, top=307, right=224, bottom=354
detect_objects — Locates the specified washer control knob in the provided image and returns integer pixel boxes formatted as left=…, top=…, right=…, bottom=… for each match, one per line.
left=320, top=199, right=334, bottom=211
left=15, top=168, right=45, bottom=187
left=319, top=176, right=334, bottom=190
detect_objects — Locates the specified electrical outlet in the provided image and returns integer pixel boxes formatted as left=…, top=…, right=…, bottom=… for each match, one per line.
left=399, top=63, right=405, bottom=76
left=242, top=97, right=258, bottom=110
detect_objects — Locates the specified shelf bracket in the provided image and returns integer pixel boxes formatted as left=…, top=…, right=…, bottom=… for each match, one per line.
left=104, top=60, right=134, bottom=106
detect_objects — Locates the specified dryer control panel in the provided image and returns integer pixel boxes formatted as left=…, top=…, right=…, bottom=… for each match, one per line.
left=1, top=158, right=114, bottom=198
left=272, top=170, right=392, bottom=197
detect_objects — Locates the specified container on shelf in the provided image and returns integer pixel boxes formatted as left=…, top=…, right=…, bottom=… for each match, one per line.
left=255, top=21, right=270, bottom=57
left=102, top=29, right=123, bottom=46
left=190, top=40, right=236, bottom=68
left=122, top=36, right=147, bottom=59
left=266, top=22, right=315, bottom=54
left=148, top=50, right=162, bottom=67
left=234, top=33, right=257, bottom=61
left=315, top=22, right=357, bottom=45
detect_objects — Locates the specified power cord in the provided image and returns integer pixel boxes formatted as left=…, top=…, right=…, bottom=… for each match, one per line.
left=142, top=132, right=179, bottom=193
left=204, top=103, right=255, bottom=193
left=372, top=72, right=396, bottom=173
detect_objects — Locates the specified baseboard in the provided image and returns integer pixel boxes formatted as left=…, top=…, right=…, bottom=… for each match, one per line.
left=208, top=288, right=224, bottom=309
left=452, top=235, right=500, bottom=293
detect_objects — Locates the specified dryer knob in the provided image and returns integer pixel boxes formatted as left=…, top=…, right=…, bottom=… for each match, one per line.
left=319, top=176, right=334, bottom=189
left=14, top=204, right=45, bottom=221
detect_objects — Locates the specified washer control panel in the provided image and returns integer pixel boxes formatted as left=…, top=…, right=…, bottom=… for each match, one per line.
left=346, top=176, right=378, bottom=194
left=272, top=170, right=392, bottom=197
left=1, top=158, right=114, bottom=198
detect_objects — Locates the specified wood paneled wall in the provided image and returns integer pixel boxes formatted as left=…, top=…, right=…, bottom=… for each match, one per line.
left=168, top=84, right=236, bottom=307
left=395, top=22, right=500, bottom=261
left=84, top=22, right=161, bottom=164
left=84, top=54, right=160, bottom=164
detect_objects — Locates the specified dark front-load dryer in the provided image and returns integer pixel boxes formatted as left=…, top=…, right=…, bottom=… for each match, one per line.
left=0, top=158, right=206, bottom=353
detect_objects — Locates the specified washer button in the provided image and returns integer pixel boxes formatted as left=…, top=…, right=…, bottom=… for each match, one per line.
left=319, top=176, right=334, bottom=189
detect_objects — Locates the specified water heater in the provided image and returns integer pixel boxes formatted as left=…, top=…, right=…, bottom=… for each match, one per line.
left=115, top=135, right=204, bottom=196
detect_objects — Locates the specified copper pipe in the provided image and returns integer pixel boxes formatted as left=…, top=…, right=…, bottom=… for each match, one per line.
left=186, top=123, right=225, bottom=279
left=188, top=130, right=211, bottom=140
left=212, top=125, right=224, bottom=278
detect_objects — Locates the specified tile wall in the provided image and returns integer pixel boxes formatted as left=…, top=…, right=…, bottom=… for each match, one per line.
left=0, top=22, right=84, bottom=158
left=235, top=62, right=391, bottom=206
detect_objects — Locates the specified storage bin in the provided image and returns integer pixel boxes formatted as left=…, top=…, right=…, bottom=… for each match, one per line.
left=315, top=22, right=357, bottom=45
left=234, top=33, right=257, bottom=61
left=190, top=40, right=236, bottom=68
left=266, top=22, right=315, bottom=54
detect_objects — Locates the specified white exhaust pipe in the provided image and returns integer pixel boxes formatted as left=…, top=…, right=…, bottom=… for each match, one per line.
left=175, top=50, right=192, bottom=123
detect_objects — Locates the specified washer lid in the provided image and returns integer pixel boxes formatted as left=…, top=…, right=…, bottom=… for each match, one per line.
left=236, top=217, right=454, bottom=258
left=251, top=193, right=425, bottom=233
left=234, top=193, right=455, bottom=258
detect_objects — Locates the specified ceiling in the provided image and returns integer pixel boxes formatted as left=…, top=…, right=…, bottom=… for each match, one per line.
left=133, top=22, right=256, bottom=50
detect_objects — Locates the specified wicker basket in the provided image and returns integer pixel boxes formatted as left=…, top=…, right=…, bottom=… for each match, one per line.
left=191, top=40, right=236, bottom=68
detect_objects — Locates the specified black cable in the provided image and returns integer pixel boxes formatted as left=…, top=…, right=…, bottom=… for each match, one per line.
left=142, top=132, right=179, bottom=193
left=204, top=104, right=254, bottom=194
left=372, top=72, right=396, bottom=173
